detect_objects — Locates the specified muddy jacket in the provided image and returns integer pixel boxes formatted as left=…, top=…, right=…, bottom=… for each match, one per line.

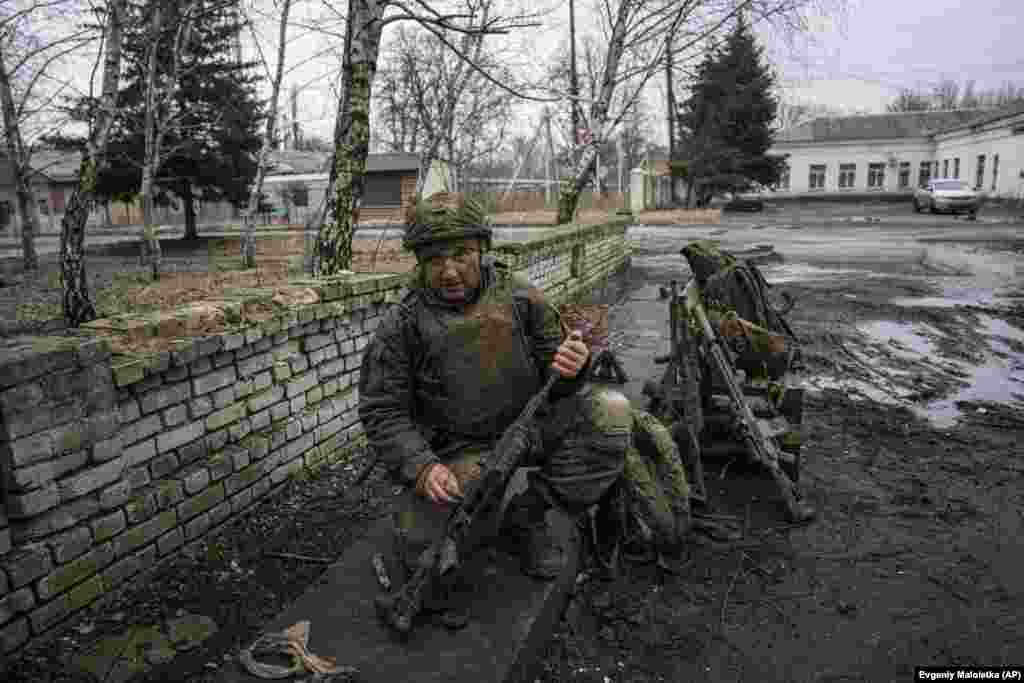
left=358, top=256, right=589, bottom=486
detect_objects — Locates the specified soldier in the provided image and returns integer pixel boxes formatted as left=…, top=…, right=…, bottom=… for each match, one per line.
left=357, top=193, right=632, bottom=626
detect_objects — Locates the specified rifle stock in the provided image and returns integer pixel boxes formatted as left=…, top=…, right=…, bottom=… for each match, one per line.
left=684, top=282, right=814, bottom=524
left=375, top=370, right=562, bottom=635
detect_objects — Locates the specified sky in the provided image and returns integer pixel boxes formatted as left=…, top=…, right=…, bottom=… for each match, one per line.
left=762, top=0, right=1024, bottom=117
left=19, top=0, right=1024, bottom=149
left=241, top=0, right=1024, bottom=148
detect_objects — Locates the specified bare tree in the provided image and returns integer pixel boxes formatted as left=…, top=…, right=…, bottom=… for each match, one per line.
left=886, top=88, right=931, bottom=112
left=372, top=4, right=514, bottom=195
left=59, top=0, right=127, bottom=326
left=241, top=0, right=293, bottom=268
left=314, top=0, right=539, bottom=276
left=0, top=37, right=41, bottom=271
left=0, top=0, right=92, bottom=271
left=138, top=0, right=200, bottom=280
left=549, top=0, right=837, bottom=224
left=775, top=97, right=844, bottom=130
left=932, top=78, right=959, bottom=110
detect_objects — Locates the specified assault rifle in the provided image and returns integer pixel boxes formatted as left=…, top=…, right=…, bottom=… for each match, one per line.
left=375, top=355, right=570, bottom=635
left=684, top=282, right=815, bottom=524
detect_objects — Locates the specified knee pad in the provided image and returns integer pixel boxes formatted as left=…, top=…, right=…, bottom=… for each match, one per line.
left=590, top=389, right=633, bottom=436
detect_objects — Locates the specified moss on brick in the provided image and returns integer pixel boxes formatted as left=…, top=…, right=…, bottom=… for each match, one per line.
left=306, top=386, right=323, bottom=405
left=66, top=575, right=106, bottom=612
left=304, top=447, right=328, bottom=470
left=230, top=463, right=263, bottom=490
left=206, top=402, right=246, bottom=432
left=119, top=510, right=176, bottom=554
left=272, top=362, right=292, bottom=382
left=178, top=483, right=225, bottom=521
left=157, top=480, right=184, bottom=501
left=124, top=493, right=154, bottom=522
left=58, top=427, right=84, bottom=454
left=40, top=553, right=104, bottom=598
left=333, top=385, right=356, bottom=400
left=93, top=514, right=125, bottom=543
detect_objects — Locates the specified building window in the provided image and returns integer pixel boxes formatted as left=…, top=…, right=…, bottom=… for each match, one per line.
left=992, top=154, right=999, bottom=192
left=898, top=162, right=911, bottom=189
left=838, top=163, right=856, bottom=189
left=778, top=164, right=790, bottom=190
left=867, top=163, right=885, bottom=189
left=953, top=158, right=960, bottom=179
left=975, top=155, right=986, bottom=190
left=808, top=164, right=826, bottom=190
left=37, top=199, right=49, bottom=216
left=943, top=159, right=949, bottom=177
left=933, top=160, right=939, bottom=177
left=919, top=162, right=932, bottom=188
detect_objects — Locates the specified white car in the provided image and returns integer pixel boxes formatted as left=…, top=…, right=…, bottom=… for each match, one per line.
left=913, top=179, right=983, bottom=216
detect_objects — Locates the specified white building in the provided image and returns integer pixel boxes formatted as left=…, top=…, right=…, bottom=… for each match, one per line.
left=769, top=102, right=1024, bottom=199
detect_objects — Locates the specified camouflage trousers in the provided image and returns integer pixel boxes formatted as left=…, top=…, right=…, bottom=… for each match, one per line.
left=392, top=384, right=632, bottom=577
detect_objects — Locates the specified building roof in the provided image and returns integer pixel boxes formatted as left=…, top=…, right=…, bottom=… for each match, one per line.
left=266, top=150, right=332, bottom=174
left=365, top=152, right=423, bottom=173
left=774, top=109, right=987, bottom=144
left=933, top=100, right=1024, bottom=135
left=0, top=149, right=424, bottom=185
left=27, top=150, right=82, bottom=183
left=265, top=150, right=423, bottom=175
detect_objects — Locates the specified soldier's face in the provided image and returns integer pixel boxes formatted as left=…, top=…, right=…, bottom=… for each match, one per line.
left=424, top=238, right=482, bottom=303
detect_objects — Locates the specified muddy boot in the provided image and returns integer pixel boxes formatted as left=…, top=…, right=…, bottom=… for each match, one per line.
left=501, top=484, right=565, bottom=580
left=419, top=568, right=475, bottom=631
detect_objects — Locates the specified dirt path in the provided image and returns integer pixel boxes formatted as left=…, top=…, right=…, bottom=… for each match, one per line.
left=537, top=221, right=1024, bottom=682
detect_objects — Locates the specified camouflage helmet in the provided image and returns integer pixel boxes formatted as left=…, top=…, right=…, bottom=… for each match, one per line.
left=680, top=239, right=736, bottom=286
left=402, top=192, right=493, bottom=259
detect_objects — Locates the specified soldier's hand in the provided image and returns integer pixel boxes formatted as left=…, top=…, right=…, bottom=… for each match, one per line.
left=423, top=464, right=463, bottom=505
left=553, top=329, right=589, bottom=379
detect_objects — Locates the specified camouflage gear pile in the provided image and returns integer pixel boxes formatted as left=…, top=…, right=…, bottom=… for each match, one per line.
left=680, top=239, right=789, bottom=335
left=620, top=409, right=692, bottom=554
left=401, top=192, right=493, bottom=259
left=680, top=239, right=798, bottom=380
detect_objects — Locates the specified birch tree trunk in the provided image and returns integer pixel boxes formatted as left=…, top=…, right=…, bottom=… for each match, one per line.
left=60, top=0, right=127, bottom=326
left=182, top=180, right=197, bottom=239
left=0, top=42, right=41, bottom=271
left=243, top=0, right=293, bottom=268
left=413, top=2, right=489, bottom=199
left=140, top=2, right=164, bottom=279
left=315, top=0, right=384, bottom=277
left=556, top=0, right=631, bottom=225
left=139, top=1, right=195, bottom=279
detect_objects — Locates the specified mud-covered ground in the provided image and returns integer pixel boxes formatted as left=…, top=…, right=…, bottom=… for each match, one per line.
left=4, top=204, right=1023, bottom=682
left=538, top=208, right=1024, bottom=682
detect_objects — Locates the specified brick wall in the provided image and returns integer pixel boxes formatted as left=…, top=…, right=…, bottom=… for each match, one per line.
left=0, top=219, right=631, bottom=654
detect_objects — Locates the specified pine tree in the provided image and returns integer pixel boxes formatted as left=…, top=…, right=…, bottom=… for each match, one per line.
left=678, top=16, right=784, bottom=207
left=72, top=0, right=264, bottom=240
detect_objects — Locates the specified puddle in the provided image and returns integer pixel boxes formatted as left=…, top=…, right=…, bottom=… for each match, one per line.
left=913, top=315, right=1023, bottom=428
left=814, top=315, right=1024, bottom=429
left=984, top=315, right=1024, bottom=345
left=858, top=320, right=937, bottom=356
left=763, top=263, right=875, bottom=284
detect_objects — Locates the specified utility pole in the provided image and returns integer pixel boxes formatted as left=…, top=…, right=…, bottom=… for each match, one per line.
left=617, top=132, right=624, bottom=195
left=544, top=107, right=554, bottom=204
left=569, top=0, right=580, bottom=156
left=665, top=31, right=678, bottom=204
left=291, top=85, right=300, bottom=150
